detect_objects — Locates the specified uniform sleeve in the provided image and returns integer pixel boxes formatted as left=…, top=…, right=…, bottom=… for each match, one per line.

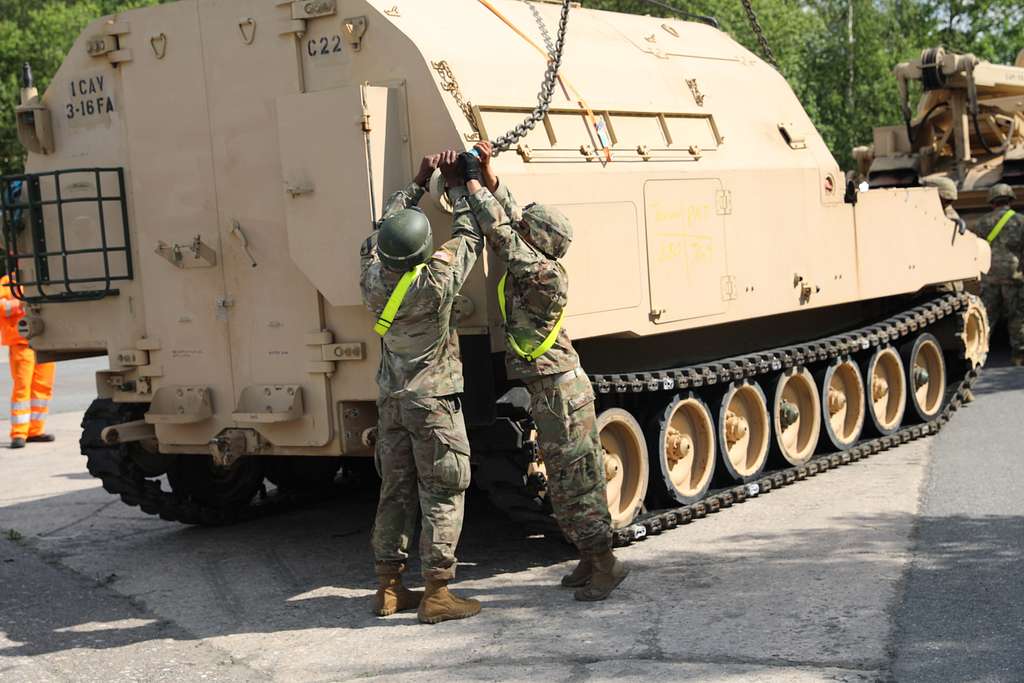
left=359, top=233, right=386, bottom=314
left=428, top=192, right=484, bottom=295
left=0, top=277, right=22, bottom=319
left=380, top=182, right=426, bottom=221
left=467, top=188, right=543, bottom=278
left=491, top=181, right=523, bottom=224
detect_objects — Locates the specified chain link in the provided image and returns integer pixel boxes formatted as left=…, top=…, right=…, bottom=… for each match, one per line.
left=431, top=60, right=480, bottom=132
left=739, top=0, right=779, bottom=70
left=525, top=0, right=556, bottom=55
left=491, top=0, right=572, bottom=156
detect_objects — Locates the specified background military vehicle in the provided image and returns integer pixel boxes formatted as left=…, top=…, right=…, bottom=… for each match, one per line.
left=2, top=0, right=990, bottom=533
left=854, top=46, right=1024, bottom=224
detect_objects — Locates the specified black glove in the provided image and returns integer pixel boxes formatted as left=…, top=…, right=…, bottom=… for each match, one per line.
left=457, top=152, right=483, bottom=183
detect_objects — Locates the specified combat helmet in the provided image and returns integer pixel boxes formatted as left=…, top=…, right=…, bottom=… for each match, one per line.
left=520, top=204, right=573, bottom=259
left=922, top=175, right=958, bottom=202
left=988, top=183, right=1016, bottom=205
left=377, top=208, right=433, bottom=271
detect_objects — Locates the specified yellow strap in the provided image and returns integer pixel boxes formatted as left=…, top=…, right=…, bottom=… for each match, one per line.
left=498, top=272, right=565, bottom=362
left=987, top=210, right=1017, bottom=243
left=374, top=264, right=426, bottom=337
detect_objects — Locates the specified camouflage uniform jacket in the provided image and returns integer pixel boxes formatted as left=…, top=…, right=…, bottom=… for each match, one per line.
left=974, top=207, right=1024, bottom=283
left=466, top=183, right=579, bottom=381
left=360, top=183, right=483, bottom=399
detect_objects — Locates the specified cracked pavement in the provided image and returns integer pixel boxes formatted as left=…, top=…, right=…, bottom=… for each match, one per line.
left=0, top=355, right=1021, bottom=682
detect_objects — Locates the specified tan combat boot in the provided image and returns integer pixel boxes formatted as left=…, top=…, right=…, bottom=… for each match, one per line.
left=573, top=550, right=629, bottom=602
left=560, top=556, right=593, bottom=587
left=417, top=579, right=481, bottom=624
left=373, top=568, right=422, bottom=617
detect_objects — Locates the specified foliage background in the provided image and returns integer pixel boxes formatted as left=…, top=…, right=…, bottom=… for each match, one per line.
left=1, top=0, right=1023, bottom=175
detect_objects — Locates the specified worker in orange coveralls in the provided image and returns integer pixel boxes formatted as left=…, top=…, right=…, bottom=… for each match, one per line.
left=0, top=271, right=55, bottom=449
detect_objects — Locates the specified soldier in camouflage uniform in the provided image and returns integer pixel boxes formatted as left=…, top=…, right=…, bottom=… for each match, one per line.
left=458, top=143, right=629, bottom=602
left=973, top=183, right=1024, bottom=365
left=923, top=176, right=965, bottom=226
left=360, top=152, right=484, bottom=624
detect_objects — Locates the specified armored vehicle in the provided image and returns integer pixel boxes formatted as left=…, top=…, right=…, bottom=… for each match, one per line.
left=855, top=46, right=1024, bottom=223
left=3, top=0, right=990, bottom=532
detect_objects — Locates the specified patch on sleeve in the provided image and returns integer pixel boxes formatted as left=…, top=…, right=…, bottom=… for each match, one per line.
left=431, top=249, right=453, bottom=264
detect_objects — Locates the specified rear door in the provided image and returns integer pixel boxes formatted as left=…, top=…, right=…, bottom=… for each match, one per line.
left=118, top=1, right=235, bottom=446
left=199, top=0, right=333, bottom=448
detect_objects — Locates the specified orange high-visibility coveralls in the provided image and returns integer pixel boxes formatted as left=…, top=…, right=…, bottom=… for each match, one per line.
left=0, top=275, right=55, bottom=440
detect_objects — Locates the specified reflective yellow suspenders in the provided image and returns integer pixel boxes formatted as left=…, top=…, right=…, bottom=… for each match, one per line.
left=374, top=264, right=426, bottom=337
left=987, top=210, right=1017, bottom=243
left=497, top=272, right=565, bottom=362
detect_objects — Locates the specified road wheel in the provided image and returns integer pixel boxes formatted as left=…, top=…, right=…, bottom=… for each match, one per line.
left=903, top=333, right=947, bottom=422
left=771, top=368, right=821, bottom=466
left=715, top=381, right=770, bottom=482
left=597, top=408, right=649, bottom=528
left=647, top=393, right=716, bottom=506
left=818, top=358, right=865, bottom=450
left=864, top=347, right=906, bottom=436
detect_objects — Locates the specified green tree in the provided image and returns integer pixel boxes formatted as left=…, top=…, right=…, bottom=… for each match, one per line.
left=0, top=1, right=162, bottom=175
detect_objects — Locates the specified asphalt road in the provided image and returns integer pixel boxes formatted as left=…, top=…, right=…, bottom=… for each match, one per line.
left=0, top=354, right=1022, bottom=682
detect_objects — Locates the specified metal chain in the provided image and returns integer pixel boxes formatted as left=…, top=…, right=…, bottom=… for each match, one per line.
left=431, top=60, right=480, bottom=132
left=491, top=0, right=572, bottom=155
left=739, top=0, right=779, bottom=70
left=524, top=0, right=556, bottom=55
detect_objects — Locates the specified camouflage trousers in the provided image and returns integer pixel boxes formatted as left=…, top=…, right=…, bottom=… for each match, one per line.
left=371, top=395, right=472, bottom=580
left=527, top=372, right=613, bottom=554
left=981, top=280, right=1024, bottom=354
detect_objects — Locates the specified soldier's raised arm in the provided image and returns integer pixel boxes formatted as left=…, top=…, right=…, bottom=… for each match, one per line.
left=474, top=142, right=522, bottom=223
left=380, top=154, right=440, bottom=220
left=430, top=150, right=483, bottom=295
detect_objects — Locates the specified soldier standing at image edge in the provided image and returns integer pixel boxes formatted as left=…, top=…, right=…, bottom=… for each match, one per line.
left=359, top=152, right=484, bottom=624
left=458, top=143, right=629, bottom=602
left=973, top=183, right=1024, bottom=366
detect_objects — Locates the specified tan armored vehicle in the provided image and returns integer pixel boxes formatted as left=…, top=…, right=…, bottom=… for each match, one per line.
left=855, top=46, right=1024, bottom=222
left=3, top=0, right=990, bottom=532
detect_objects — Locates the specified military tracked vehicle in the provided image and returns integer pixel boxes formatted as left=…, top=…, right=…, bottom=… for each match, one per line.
left=855, top=46, right=1024, bottom=224
left=3, top=0, right=990, bottom=532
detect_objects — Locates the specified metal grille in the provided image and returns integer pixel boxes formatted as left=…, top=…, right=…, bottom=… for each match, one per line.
left=0, top=168, right=132, bottom=303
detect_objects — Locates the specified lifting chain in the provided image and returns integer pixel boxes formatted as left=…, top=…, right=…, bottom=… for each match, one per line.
left=739, top=0, right=779, bottom=70
left=490, top=0, right=572, bottom=155
left=431, top=60, right=480, bottom=133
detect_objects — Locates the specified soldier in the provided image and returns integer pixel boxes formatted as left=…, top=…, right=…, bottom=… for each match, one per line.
left=923, top=176, right=965, bottom=227
left=460, top=143, right=628, bottom=602
left=973, top=183, right=1024, bottom=366
left=360, top=151, right=484, bottom=624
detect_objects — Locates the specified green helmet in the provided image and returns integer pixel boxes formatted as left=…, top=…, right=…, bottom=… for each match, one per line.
left=988, top=183, right=1016, bottom=204
left=923, top=176, right=958, bottom=202
left=520, top=204, right=573, bottom=259
left=377, top=208, right=433, bottom=271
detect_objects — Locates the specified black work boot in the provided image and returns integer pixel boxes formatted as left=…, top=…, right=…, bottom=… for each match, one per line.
left=574, top=549, right=629, bottom=602
left=9, top=438, right=25, bottom=449
left=27, top=434, right=55, bottom=443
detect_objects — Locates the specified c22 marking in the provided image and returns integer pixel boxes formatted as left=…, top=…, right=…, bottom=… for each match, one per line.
left=307, top=35, right=343, bottom=57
